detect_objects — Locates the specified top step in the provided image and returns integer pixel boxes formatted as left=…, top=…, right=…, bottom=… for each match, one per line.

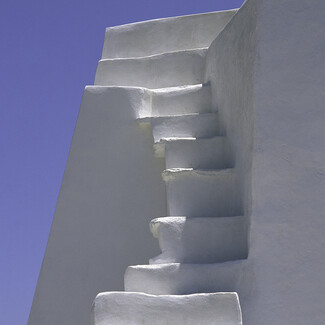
left=102, top=10, right=238, bottom=59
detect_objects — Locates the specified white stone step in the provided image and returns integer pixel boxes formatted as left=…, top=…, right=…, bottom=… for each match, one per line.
left=95, top=48, right=206, bottom=89
left=162, top=168, right=242, bottom=218
left=101, top=10, right=237, bottom=59
left=138, top=113, right=219, bottom=143
left=153, top=137, right=196, bottom=157
left=150, top=83, right=211, bottom=117
left=125, top=261, right=243, bottom=295
left=92, top=291, right=242, bottom=325
left=149, top=216, right=247, bottom=264
left=85, top=85, right=210, bottom=120
left=155, top=136, right=231, bottom=170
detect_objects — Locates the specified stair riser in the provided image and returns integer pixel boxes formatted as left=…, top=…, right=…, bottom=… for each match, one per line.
left=164, top=170, right=242, bottom=218
left=92, top=292, right=242, bottom=325
left=125, top=262, right=242, bottom=295
left=95, top=49, right=206, bottom=89
left=152, top=114, right=219, bottom=143
left=151, top=84, right=211, bottom=116
left=150, top=217, right=247, bottom=264
left=165, top=137, right=231, bottom=169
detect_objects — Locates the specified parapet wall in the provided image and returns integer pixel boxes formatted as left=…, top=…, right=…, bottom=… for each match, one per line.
left=102, top=10, right=237, bottom=58
left=28, top=87, right=167, bottom=325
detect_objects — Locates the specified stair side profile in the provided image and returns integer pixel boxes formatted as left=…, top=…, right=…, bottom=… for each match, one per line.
left=91, top=7, right=247, bottom=325
left=29, top=8, right=248, bottom=325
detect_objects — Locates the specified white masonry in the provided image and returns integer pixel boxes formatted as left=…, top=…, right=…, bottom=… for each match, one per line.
left=28, top=0, right=325, bottom=324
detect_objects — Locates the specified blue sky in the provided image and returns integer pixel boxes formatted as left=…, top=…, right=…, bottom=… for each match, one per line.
left=0, top=0, right=245, bottom=324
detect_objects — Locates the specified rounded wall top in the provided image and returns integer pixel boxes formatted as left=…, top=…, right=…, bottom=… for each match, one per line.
left=102, top=10, right=238, bottom=59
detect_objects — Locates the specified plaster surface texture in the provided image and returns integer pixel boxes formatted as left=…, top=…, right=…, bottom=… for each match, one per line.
left=244, top=0, right=325, bottom=324
left=203, top=0, right=325, bottom=324
left=91, top=292, right=242, bottom=325
left=28, top=87, right=166, bottom=325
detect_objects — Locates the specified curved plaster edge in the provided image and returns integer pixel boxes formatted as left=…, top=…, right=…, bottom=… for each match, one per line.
left=102, top=9, right=239, bottom=59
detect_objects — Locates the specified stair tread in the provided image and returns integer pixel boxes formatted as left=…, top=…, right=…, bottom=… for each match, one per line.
left=92, top=291, right=242, bottom=325
left=137, top=112, right=215, bottom=124
left=125, top=261, right=244, bottom=295
left=162, top=167, right=234, bottom=180
left=149, top=83, right=212, bottom=117
left=86, top=83, right=205, bottom=92
left=156, top=136, right=198, bottom=142
left=158, top=135, right=223, bottom=143
left=152, top=83, right=206, bottom=93
left=99, top=47, right=208, bottom=62
left=150, top=215, right=244, bottom=237
left=95, top=48, right=206, bottom=89
left=154, top=136, right=225, bottom=151
left=139, top=112, right=219, bottom=143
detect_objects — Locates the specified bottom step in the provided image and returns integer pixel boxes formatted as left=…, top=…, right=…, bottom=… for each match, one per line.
left=92, top=292, right=242, bottom=325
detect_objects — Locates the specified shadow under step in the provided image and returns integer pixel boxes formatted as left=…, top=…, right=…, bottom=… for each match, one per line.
left=92, top=292, right=242, bottom=325
left=95, top=48, right=207, bottom=89
left=125, top=260, right=244, bottom=295
left=149, top=216, right=247, bottom=264
left=162, top=168, right=242, bottom=218
left=138, top=113, right=219, bottom=143
left=155, top=136, right=232, bottom=170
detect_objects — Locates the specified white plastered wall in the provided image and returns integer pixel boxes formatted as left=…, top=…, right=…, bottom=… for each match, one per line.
left=28, top=87, right=166, bottom=325
left=205, top=0, right=325, bottom=323
left=248, top=0, right=325, bottom=323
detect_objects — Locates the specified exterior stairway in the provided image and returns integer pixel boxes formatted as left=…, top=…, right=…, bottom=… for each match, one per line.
left=91, top=10, right=245, bottom=325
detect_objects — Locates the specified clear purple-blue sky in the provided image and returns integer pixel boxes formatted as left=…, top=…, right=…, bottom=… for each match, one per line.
left=0, top=0, right=245, bottom=324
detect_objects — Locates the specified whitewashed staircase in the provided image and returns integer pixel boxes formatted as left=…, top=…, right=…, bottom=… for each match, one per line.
left=92, top=10, right=245, bottom=325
